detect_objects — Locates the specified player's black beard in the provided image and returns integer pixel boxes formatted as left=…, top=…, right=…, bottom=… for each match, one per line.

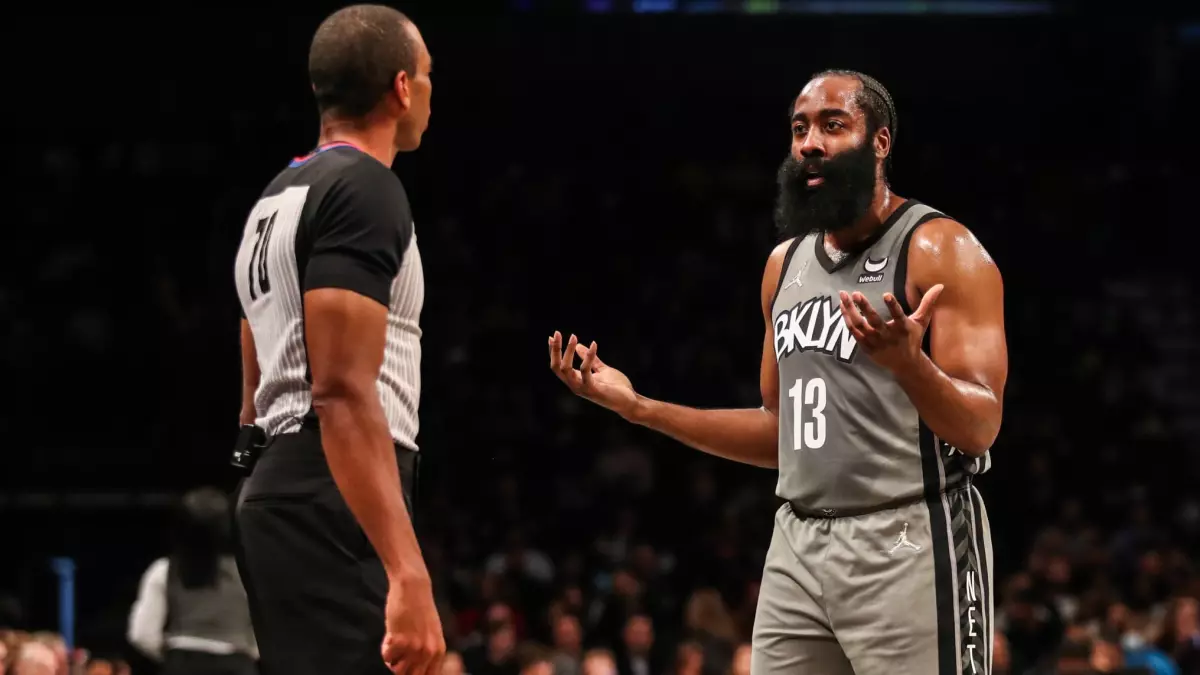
left=773, top=139, right=878, bottom=240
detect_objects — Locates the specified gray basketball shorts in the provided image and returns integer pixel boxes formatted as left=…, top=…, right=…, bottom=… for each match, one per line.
left=750, top=485, right=994, bottom=675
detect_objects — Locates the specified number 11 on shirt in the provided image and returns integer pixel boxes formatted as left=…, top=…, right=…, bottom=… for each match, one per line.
left=787, top=377, right=827, bottom=450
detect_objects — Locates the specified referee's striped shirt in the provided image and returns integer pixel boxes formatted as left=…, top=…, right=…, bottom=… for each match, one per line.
left=234, top=143, right=424, bottom=451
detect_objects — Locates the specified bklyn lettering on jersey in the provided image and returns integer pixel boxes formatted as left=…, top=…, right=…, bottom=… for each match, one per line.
left=773, top=295, right=859, bottom=363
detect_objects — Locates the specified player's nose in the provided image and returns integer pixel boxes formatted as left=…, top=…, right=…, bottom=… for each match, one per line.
left=797, top=132, right=826, bottom=158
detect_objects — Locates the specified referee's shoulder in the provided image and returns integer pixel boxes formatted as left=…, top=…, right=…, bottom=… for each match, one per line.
left=326, top=148, right=407, bottom=196
left=313, top=149, right=412, bottom=227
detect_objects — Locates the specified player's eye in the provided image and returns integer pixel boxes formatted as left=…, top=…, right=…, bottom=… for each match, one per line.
left=825, top=120, right=845, bottom=131
left=792, top=125, right=806, bottom=136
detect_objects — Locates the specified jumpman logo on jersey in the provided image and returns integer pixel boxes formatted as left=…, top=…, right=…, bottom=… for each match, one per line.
left=886, top=522, right=922, bottom=556
left=781, top=260, right=810, bottom=293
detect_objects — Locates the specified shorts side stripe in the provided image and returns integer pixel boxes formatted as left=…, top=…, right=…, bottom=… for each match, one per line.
left=920, top=426, right=957, bottom=675
left=951, top=489, right=987, bottom=675
left=967, top=487, right=993, bottom=675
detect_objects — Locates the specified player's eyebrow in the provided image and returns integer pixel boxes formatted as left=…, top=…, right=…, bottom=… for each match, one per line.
left=791, top=108, right=852, bottom=124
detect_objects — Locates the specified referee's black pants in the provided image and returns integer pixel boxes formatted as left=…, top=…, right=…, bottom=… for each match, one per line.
left=233, top=425, right=418, bottom=675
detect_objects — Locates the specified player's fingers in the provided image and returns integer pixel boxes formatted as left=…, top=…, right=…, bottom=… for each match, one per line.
left=841, top=293, right=884, bottom=347
left=420, top=638, right=447, bottom=675
left=411, top=656, right=434, bottom=675
left=399, top=642, right=431, bottom=675
left=403, top=647, right=429, bottom=675
left=548, top=332, right=562, bottom=370
left=580, top=343, right=605, bottom=369
left=382, top=637, right=409, bottom=675
left=579, top=342, right=598, bottom=386
left=407, top=633, right=442, bottom=675
left=852, top=292, right=889, bottom=333
left=839, top=292, right=868, bottom=332
left=558, top=334, right=578, bottom=375
left=881, top=293, right=909, bottom=329
left=415, top=644, right=440, bottom=675
left=910, top=284, right=945, bottom=326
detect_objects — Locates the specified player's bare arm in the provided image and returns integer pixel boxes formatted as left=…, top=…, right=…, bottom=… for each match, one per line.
left=546, top=239, right=794, bottom=469
left=839, top=218, right=1006, bottom=455
left=305, top=288, right=431, bottom=585
left=239, top=319, right=260, bottom=426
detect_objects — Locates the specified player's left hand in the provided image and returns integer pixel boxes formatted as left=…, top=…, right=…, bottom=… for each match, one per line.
left=838, top=285, right=944, bottom=372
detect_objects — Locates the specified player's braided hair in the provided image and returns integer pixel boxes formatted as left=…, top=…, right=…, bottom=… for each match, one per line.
left=809, top=69, right=898, bottom=174
left=308, top=4, right=417, bottom=120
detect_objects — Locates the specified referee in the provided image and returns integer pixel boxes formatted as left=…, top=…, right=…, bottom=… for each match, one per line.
left=231, top=5, right=442, bottom=675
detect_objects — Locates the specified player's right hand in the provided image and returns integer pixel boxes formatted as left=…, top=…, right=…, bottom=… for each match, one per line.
left=548, top=331, right=638, bottom=419
left=381, top=573, right=446, bottom=675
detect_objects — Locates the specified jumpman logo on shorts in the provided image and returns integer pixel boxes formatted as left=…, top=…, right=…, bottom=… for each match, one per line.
left=886, top=522, right=922, bottom=556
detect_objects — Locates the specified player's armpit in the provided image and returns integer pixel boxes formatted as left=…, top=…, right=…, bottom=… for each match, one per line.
left=304, top=287, right=427, bottom=583
left=239, top=319, right=260, bottom=426
left=903, top=219, right=1007, bottom=454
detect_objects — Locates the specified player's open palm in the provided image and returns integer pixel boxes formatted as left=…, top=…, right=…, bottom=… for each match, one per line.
left=548, top=331, right=638, bottom=419
left=838, top=285, right=944, bottom=373
left=382, top=575, right=445, bottom=675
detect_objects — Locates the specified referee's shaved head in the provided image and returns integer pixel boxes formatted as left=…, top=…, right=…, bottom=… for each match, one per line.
left=309, top=4, right=420, bottom=120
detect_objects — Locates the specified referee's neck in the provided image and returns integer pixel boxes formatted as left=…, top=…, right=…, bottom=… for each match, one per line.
left=318, top=121, right=399, bottom=168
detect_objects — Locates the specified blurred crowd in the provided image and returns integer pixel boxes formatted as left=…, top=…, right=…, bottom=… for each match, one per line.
left=4, top=11, right=1197, bottom=675
left=0, top=632, right=128, bottom=675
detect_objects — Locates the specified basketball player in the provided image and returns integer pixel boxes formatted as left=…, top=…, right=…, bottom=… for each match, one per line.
left=233, top=5, right=443, bottom=675
left=548, top=70, right=1006, bottom=675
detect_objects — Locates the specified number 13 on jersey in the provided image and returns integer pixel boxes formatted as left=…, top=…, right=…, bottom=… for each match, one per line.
left=787, top=377, right=827, bottom=450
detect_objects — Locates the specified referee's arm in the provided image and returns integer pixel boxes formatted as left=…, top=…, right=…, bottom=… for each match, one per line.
left=239, top=319, right=260, bottom=425
left=302, top=166, right=425, bottom=583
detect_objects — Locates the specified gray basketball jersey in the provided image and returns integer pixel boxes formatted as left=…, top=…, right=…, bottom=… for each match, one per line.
left=771, top=200, right=991, bottom=514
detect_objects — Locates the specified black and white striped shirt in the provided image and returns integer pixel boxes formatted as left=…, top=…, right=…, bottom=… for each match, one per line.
left=234, top=143, right=424, bottom=450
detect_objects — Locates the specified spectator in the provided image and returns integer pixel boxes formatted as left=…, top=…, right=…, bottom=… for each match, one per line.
left=682, top=590, right=736, bottom=675
left=671, top=641, right=704, bottom=675
left=728, top=643, right=750, bottom=675
left=616, top=614, right=660, bottom=675
left=589, top=568, right=645, bottom=646
left=1159, top=596, right=1200, bottom=674
left=1121, top=609, right=1179, bottom=675
left=581, top=648, right=617, bottom=675
left=463, top=617, right=518, bottom=675
left=516, top=644, right=553, bottom=675
left=1052, top=636, right=1094, bottom=674
left=993, top=630, right=1011, bottom=675
left=550, top=613, right=583, bottom=675
left=27, top=634, right=65, bottom=675
left=10, top=642, right=56, bottom=675
left=83, top=659, right=112, bottom=675
left=126, top=487, right=257, bottom=674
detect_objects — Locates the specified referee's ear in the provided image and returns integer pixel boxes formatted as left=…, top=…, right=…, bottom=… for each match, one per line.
left=390, top=71, right=412, bottom=113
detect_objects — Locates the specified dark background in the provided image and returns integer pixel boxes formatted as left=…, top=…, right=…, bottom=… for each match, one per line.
left=3, top=2, right=1199, bottom=674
